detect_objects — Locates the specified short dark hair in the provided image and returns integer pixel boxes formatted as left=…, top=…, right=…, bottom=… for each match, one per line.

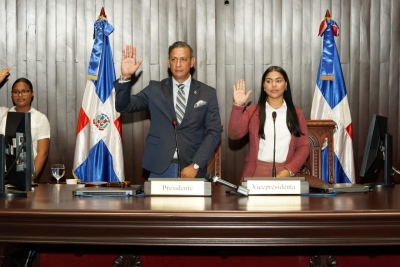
left=168, top=41, right=193, bottom=58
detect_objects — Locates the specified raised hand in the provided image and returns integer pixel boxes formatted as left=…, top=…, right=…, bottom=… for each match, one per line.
left=121, top=45, right=143, bottom=78
left=233, top=79, right=252, bottom=106
left=0, top=67, right=10, bottom=84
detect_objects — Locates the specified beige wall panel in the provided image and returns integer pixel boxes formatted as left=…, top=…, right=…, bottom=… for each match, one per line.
left=244, top=0, right=254, bottom=66
left=196, top=0, right=207, bottom=82
left=55, top=1, right=66, bottom=63
left=282, top=0, right=292, bottom=71
left=390, top=0, right=400, bottom=166
left=16, top=1, right=27, bottom=63
left=112, top=0, right=123, bottom=62
left=158, top=1, right=168, bottom=79
left=45, top=0, right=58, bottom=179
left=380, top=0, right=391, bottom=62
left=206, top=0, right=216, bottom=66
left=177, top=0, right=188, bottom=42
left=150, top=0, right=159, bottom=65
left=369, top=0, right=380, bottom=116
left=291, top=0, right=302, bottom=107
left=271, top=0, right=282, bottom=66
left=26, top=0, right=36, bottom=97
left=234, top=0, right=245, bottom=80
left=254, top=0, right=264, bottom=93
left=167, top=0, right=177, bottom=46
left=263, top=0, right=272, bottom=65
left=0, top=0, right=6, bottom=62
left=65, top=0, right=77, bottom=171
left=75, top=1, right=86, bottom=65
left=339, top=0, right=350, bottom=63
left=141, top=0, right=151, bottom=85
left=36, top=0, right=48, bottom=114
left=186, top=0, right=197, bottom=69
left=300, top=0, right=312, bottom=116
left=224, top=1, right=234, bottom=66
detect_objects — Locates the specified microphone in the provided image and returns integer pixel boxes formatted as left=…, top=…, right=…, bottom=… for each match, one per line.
left=205, top=173, right=250, bottom=196
left=172, top=117, right=181, bottom=178
left=272, top=111, right=277, bottom=177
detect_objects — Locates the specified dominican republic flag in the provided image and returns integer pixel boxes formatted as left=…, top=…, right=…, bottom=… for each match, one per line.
left=73, top=9, right=124, bottom=182
left=310, top=10, right=355, bottom=184
left=321, top=138, right=329, bottom=183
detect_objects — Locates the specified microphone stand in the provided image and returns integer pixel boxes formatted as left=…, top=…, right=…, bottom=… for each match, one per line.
left=172, top=118, right=181, bottom=178
left=272, top=111, right=277, bottom=177
left=205, top=173, right=249, bottom=196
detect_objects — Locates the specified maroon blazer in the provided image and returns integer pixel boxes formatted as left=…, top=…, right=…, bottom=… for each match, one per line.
left=228, top=104, right=309, bottom=181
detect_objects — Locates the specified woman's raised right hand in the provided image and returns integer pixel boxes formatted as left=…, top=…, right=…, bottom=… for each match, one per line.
left=233, top=79, right=252, bottom=106
left=0, top=67, right=10, bottom=84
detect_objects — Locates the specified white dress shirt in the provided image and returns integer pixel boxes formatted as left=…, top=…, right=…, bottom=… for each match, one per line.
left=258, top=101, right=291, bottom=163
left=172, top=76, right=191, bottom=159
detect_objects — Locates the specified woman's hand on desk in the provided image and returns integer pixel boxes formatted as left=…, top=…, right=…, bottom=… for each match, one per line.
left=277, top=169, right=291, bottom=178
left=233, top=79, right=252, bottom=106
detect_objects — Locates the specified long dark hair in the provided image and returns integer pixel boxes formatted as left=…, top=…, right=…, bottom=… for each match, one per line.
left=258, top=66, right=303, bottom=139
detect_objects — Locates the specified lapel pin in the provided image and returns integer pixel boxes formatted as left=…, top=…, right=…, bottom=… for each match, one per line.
left=194, top=91, right=197, bottom=94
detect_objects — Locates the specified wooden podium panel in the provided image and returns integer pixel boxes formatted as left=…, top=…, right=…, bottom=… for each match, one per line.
left=0, top=184, right=400, bottom=248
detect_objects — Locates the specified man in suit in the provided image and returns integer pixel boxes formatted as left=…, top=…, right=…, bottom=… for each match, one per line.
left=114, top=41, right=221, bottom=178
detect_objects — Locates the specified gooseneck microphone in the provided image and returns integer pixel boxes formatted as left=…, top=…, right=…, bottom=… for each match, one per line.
left=205, top=173, right=250, bottom=196
left=272, top=111, right=277, bottom=177
left=172, top=118, right=181, bottom=178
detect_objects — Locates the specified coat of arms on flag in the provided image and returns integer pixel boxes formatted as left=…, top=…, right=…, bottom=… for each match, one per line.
left=73, top=8, right=124, bottom=183
left=310, top=10, right=355, bottom=184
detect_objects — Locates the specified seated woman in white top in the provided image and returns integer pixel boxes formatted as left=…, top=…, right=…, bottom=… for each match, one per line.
left=0, top=70, right=50, bottom=181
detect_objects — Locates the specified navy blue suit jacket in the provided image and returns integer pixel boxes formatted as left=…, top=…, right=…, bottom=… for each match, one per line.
left=114, top=77, right=221, bottom=177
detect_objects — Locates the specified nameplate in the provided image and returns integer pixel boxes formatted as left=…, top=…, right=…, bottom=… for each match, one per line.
left=241, top=196, right=309, bottom=211
left=148, top=197, right=211, bottom=210
left=242, top=177, right=309, bottom=195
left=144, top=178, right=212, bottom=196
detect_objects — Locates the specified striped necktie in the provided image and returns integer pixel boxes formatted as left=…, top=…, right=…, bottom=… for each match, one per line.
left=175, top=84, right=186, bottom=124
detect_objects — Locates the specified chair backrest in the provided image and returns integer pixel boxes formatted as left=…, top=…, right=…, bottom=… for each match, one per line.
left=301, top=120, right=336, bottom=183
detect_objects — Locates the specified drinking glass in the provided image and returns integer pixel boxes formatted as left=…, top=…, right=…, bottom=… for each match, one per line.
left=51, top=164, right=65, bottom=184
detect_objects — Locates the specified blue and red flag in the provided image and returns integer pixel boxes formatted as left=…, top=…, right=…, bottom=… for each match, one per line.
left=321, top=138, right=329, bottom=183
left=310, top=10, right=355, bottom=184
left=73, top=8, right=124, bottom=182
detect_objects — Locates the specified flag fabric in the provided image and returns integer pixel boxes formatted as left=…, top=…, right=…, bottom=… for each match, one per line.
left=73, top=12, right=124, bottom=182
left=310, top=11, right=355, bottom=184
left=321, top=138, right=329, bottom=183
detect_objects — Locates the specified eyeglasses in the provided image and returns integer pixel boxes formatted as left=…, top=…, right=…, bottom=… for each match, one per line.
left=11, top=89, right=31, bottom=96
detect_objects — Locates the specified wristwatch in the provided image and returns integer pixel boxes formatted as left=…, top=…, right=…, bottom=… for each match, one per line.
left=192, top=163, right=199, bottom=170
left=285, top=167, right=295, bottom=177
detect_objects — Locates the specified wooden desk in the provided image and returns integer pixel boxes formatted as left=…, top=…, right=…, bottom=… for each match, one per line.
left=1, top=184, right=400, bottom=264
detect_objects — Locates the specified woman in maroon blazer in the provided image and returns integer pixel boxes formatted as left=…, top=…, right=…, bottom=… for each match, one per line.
left=228, top=66, right=310, bottom=182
